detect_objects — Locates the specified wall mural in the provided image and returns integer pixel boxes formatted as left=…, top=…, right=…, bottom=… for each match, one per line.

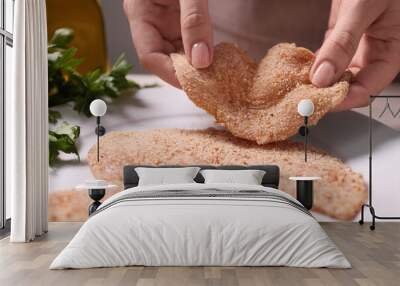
left=47, top=2, right=400, bottom=223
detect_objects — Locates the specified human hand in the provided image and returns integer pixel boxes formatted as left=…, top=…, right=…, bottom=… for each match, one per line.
left=123, top=0, right=213, bottom=88
left=310, top=0, right=400, bottom=111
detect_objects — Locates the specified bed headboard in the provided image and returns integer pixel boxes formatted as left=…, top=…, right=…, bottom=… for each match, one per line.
left=123, top=165, right=280, bottom=189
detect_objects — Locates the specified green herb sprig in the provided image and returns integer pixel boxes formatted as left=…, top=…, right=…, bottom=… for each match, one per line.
left=48, top=28, right=145, bottom=166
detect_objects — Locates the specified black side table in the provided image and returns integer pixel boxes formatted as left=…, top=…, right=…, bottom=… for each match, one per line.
left=76, top=182, right=117, bottom=215
left=88, top=188, right=106, bottom=215
left=289, top=177, right=321, bottom=210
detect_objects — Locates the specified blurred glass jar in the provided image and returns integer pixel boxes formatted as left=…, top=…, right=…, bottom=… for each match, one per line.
left=47, top=0, right=108, bottom=74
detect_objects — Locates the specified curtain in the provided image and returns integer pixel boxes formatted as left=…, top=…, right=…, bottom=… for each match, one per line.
left=9, top=0, right=48, bottom=242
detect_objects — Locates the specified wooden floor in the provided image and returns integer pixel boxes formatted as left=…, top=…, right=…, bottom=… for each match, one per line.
left=0, top=222, right=399, bottom=286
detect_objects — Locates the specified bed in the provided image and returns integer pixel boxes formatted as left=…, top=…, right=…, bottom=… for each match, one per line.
left=50, top=165, right=350, bottom=269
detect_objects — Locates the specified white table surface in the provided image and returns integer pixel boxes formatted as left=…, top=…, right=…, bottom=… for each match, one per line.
left=49, top=74, right=215, bottom=190
left=289, top=177, right=321, bottom=181
left=49, top=74, right=400, bottom=222
left=76, top=183, right=118, bottom=190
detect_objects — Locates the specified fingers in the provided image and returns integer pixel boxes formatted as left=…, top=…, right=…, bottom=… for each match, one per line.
left=327, top=0, right=341, bottom=31
left=331, top=85, right=369, bottom=112
left=322, top=0, right=341, bottom=41
left=179, top=0, right=213, bottom=68
left=127, top=11, right=181, bottom=87
left=140, top=53, right=181, bottom=88
left=332, top=59, right=400, bottom=111
left=311, top=0, right=386, bottom=87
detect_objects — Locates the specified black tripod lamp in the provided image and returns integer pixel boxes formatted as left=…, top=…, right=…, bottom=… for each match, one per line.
left=297, top=99, right=314, bottom=162
left=89, top=99, right=107, bottom=162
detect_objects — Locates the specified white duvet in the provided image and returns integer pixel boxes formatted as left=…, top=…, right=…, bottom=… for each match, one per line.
left=50, top=183, right=350, bottom=269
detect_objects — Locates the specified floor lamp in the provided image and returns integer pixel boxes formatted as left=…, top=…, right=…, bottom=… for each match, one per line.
left=359, top=95, right=400, bottom=230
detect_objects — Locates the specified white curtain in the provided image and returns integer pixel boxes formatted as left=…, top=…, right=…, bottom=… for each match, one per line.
left=9, top=0, right=48, bottom=242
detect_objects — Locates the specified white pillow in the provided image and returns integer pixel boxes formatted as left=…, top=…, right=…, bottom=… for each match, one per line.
left=200, top=169, right=266, bottom=185
left=135, top=167, right=201, bottom=186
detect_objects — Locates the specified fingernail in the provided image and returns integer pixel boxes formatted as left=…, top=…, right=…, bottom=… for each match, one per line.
left=312, top=61, right=336, bottom=87
left=191, top=42, right=210, bottom=68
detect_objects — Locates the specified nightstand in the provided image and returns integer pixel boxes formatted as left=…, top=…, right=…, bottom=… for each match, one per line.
left=289, top=177, right=321, bottom=210
left=76, top=180, right=117, bottom=215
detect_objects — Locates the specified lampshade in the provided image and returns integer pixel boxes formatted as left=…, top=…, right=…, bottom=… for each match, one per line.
left=90, top=99, right=107, bottom=117
left=297, top=99, right=314, bottom=117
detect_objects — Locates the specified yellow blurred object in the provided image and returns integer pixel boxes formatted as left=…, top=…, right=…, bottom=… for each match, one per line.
left=46, top=0, right=108, bottom=74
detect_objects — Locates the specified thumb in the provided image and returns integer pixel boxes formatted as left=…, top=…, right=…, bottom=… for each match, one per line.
left=310, top=1, right=383, bottom=87
left=179, top=0, right=213, bottom=69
